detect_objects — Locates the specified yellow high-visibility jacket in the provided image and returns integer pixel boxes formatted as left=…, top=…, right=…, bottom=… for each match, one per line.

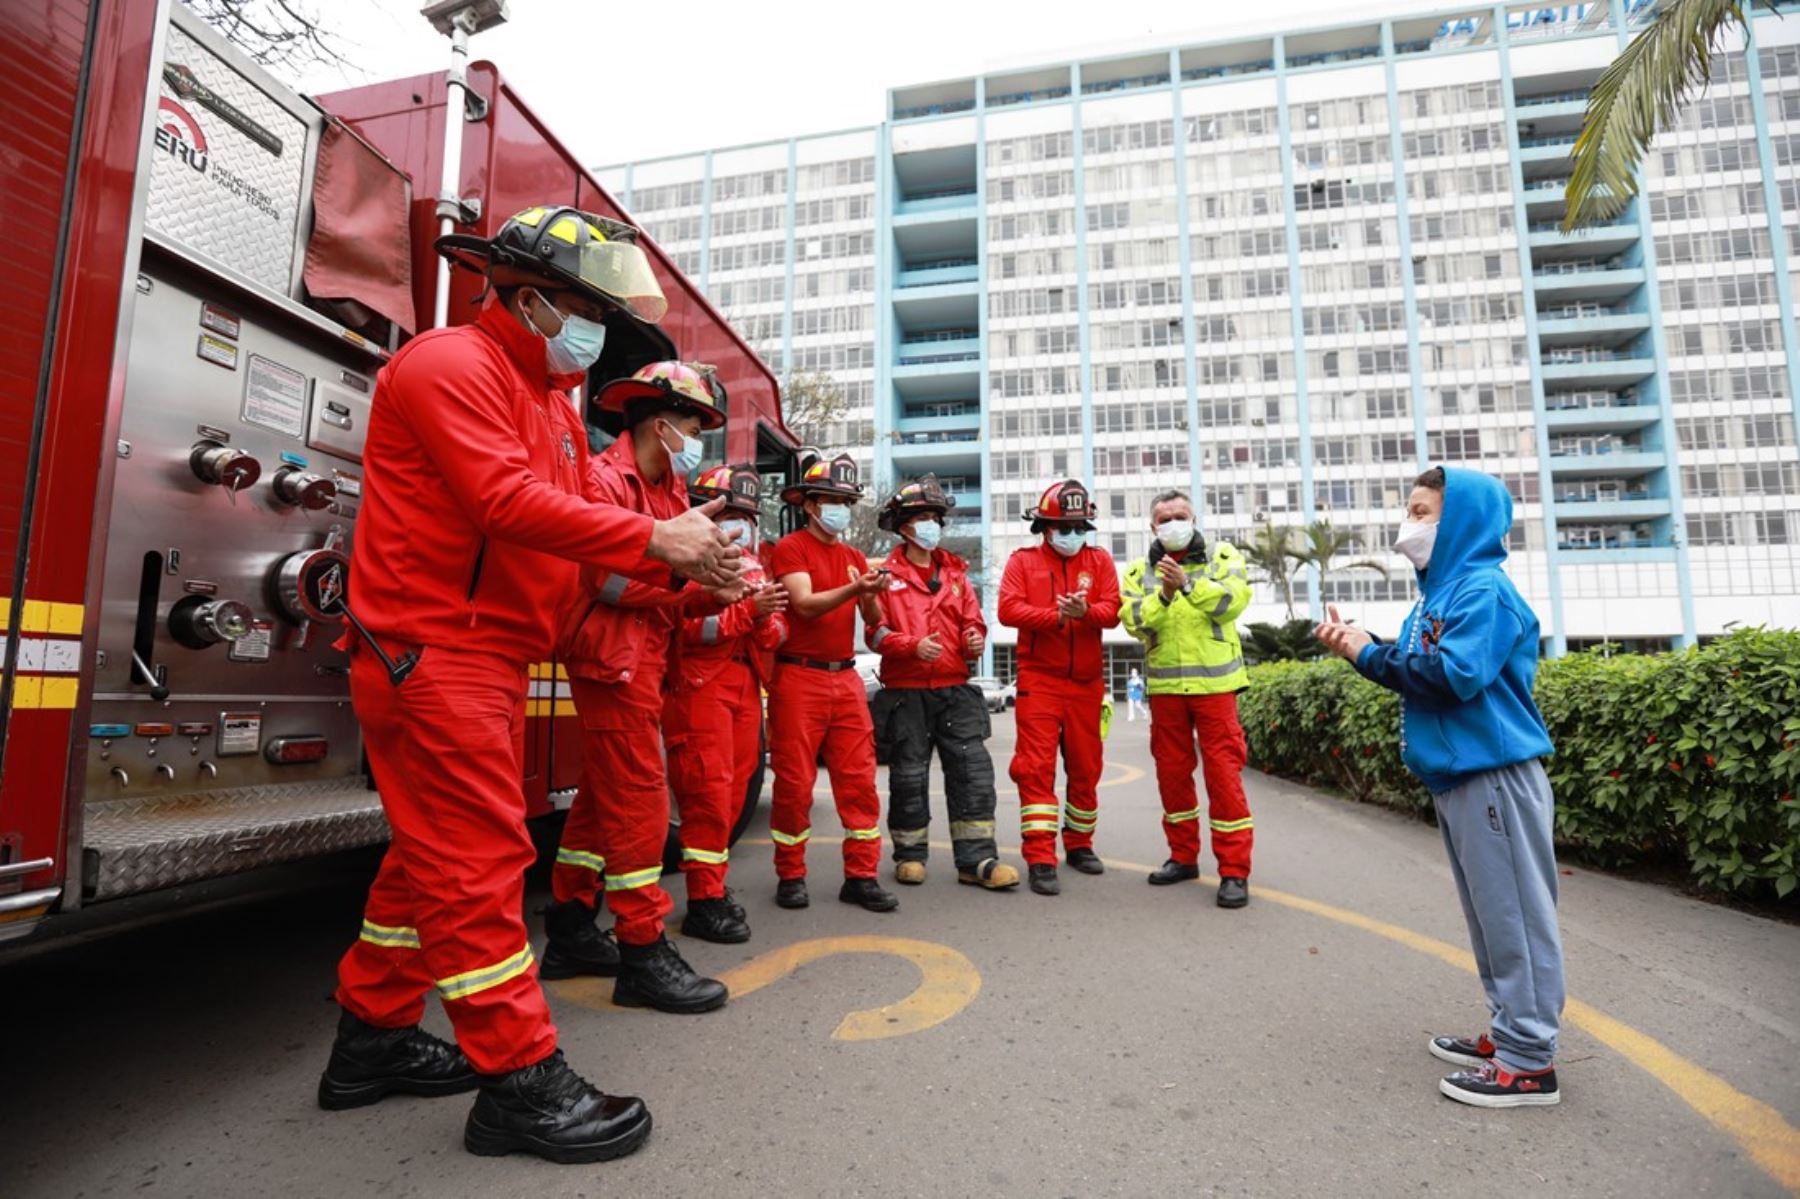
left=1120, top=541, right=1251, bottom=695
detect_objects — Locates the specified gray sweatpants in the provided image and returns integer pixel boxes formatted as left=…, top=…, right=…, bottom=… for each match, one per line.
left=1434, top=759, right=1565, bottom=1072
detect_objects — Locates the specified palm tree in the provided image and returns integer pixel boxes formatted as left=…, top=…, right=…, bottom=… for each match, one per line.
left=1292, top=522, right=1388, bottom=605
left=1565, top=1, right=1767, bottom=229
left=1241, top=523, right=1303, bottom=620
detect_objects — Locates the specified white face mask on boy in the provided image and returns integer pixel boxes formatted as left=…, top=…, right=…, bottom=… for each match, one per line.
left=1394, top=519, right=1438, bottom=571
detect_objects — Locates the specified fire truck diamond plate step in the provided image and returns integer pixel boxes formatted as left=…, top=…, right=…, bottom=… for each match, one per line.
left=83, top=780, right=388, bottom=901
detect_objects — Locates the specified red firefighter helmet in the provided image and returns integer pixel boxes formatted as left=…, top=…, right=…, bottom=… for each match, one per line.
left=779, top=449, right=864, bottom=505
left=690, top=463, right=762, bottom=516
left=595, top=360, right=726, bottom=430
left=878, top=473, right=957, bottom=533
left=1025, top=479, right=1097, bottom=532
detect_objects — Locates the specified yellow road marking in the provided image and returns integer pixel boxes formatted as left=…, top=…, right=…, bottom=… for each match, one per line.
left=548, top=934, right=981, bottom=1041
left=994, top=761, right=1146, bottom=797
left=736, top=834, right=1798, bottom=1193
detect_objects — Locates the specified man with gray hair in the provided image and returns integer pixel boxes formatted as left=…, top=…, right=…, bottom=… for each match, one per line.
left=1119, top=490, right=1255, bottom=908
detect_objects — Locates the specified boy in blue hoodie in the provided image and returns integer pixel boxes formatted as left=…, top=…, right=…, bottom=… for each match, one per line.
left=1315, top=466, right=1564, bottom=1108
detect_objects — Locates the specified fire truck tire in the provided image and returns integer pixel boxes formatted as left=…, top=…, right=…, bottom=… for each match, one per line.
left=661, top=723, right=767, bottom=875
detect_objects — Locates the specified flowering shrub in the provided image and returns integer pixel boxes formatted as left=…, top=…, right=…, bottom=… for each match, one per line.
left=1239, top=629, right=1800, bottom=899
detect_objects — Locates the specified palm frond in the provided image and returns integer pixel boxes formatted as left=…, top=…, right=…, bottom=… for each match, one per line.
left=1338, top=558, right=1390, bottom=578
left=1564, top=0, right=1752, bottom=230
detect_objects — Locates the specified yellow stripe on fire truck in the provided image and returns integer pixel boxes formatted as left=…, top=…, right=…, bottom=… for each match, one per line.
left=525, top=673, right=576, bottom=718
left=4, top=600, right=86, bottom=711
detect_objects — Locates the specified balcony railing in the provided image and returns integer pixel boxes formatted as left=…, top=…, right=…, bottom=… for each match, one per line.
left=1534, top=258, right=1622, bottom=276
left=1543, top=347, right=1636, bottom=363
left=1545, top=390, right=1627, bottom=410
left=901, top=328, right=979, bottom=344
left=1517, top=89, right=1592, bottom=107
left=1540, top=303, right=1622, bottom=320
left=1520, top=134, right=1578, bottom=148
left=894, top=99, right=976, bottom=120
left=1559, top=534, right=1661, bottom=551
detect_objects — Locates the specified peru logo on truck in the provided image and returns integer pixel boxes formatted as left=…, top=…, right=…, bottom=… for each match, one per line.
left=155, top=96, right=209, bottom=174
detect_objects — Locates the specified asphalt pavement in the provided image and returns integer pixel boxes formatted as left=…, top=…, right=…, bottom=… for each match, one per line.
left=3, top=710, right=1797, bottom=1198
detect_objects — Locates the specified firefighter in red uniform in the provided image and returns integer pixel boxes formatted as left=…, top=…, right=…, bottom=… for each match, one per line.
left=318, top=207, right=741, bottom=1164
left=665, top=465, right=789, bottom=943
left=766, top=452, right=899, bottom=913
left=997, top=479, right=1121, bottom=896
left=543, top=362, right=733, bottom=1014
left=868, top=475, right=1018, bottom=891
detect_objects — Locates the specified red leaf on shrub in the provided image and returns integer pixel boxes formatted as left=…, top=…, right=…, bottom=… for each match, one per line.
left=1316, top=712, right=1328, bottom=722
left=1705, top=755, right=1715, bottom=768
left=1331, top=747, right=1342, bottom=757
left=1608, top=769, right=1620, bottom=779
left=1782, top=794, right=1795, bottom=805
left=1669, top=761, right=1681, bottom=772
left=1646, top=733, right=1657, bottom=744
left=1364, top=746, right=1374, bottom=756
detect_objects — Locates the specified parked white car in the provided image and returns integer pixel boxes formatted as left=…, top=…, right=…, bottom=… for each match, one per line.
left=970, top=676, right=1016, bottom=712
left=854, top=653, right=883, bottom=702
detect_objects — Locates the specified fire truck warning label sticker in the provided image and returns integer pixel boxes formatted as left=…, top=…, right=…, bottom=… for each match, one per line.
left=197, top=333, right=239, bottom=370
left=228, top=621, right=274, bottom=663
left=218, top=712, right=262, bottom=756
left=243, top=354, right=307, bottom=438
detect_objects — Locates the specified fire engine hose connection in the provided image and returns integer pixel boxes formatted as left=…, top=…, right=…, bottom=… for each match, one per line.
left=169, top=596, right=253, bottom=650
left=274, top=547, right=415, bottom=686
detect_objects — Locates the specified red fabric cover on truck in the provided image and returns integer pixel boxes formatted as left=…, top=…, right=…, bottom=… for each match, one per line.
left=303, top=117, right=416, bottom=334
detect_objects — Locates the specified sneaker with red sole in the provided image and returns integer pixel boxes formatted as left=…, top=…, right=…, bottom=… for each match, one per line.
left=1428, top=1032, right=1496, bottom=1069
left=1439, top=1060, right=1560, bottom=1108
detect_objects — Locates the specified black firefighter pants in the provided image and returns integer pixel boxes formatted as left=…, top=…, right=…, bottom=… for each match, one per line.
left=872, top=683, right=998, bottom=870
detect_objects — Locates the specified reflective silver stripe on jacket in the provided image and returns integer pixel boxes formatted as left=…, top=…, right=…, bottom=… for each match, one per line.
left=701, top=616, right=721, bottom=645
left=1146, top=658, right=1245, bottom=680
left=869, top=625, right=891, bottom=649
left=597, top=573, right=629, bottom=604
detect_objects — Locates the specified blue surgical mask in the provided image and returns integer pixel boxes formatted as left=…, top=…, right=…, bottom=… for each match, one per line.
left=816, top=503, right=852, bottom=535
left=718, top=517, right=755, bottom=548
left=907, top=520, right=942, bottom=551
left=531, top=292, right=608, bottom=375
left=1050, top=528, right=1086, bottom=557
left=660, top=421, right=703, bottom=477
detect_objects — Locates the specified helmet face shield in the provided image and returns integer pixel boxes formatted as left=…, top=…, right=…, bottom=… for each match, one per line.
left=580, top=238, right=668, bottom=324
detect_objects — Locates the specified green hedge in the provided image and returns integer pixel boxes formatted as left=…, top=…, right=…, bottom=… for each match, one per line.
left=1238, top=628, right=1800, bottom=900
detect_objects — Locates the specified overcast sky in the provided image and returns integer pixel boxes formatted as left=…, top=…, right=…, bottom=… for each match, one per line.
left=292, top=0, right=1458, bottom=168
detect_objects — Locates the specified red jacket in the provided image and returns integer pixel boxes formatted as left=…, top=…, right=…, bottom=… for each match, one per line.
left=669, top=547, right=787, bottom=692
left=349, top=296, right=663, bottom=663
left=869, top=546, right=985, bottom=689
left=997, top=543, right=1121, bottom=684
left=558, top=435, right=699, bottom=687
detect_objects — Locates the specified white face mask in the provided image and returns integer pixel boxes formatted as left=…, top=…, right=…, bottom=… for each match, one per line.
left=1156, top=518, right=1196, bottom=553
left=658, top=421, right=703, bottom=478
left=815, top=503, right=852, bottom=535
left=1395, top=519, right=1438, bottom=571
left=718, top=518, right=755, bottom=549
left=525, top=290, right=607, bottom=375
left=1049, top=529, right=1086, bottom=557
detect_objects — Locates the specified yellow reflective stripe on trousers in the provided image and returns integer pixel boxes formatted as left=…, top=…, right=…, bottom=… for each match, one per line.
left=891, top=827, right=931, bottom=848
left=1063, top=803, right=1098, bottom=832
left=1063, top=816, right=1098, bottom=833
left=1164, top=808, right=1203, bottom=824
left=844, top=827, right=882, bottom=841
left=1211, top=817, right=1255, bottom=833
left=949, top=820, right=995, bottom=840
left=1020, top=804, right=1060, bottom=819
left=770, top=828, right=810, bottom=846
left=604, top=866, right=663, bottom=891
left=1021, top=822, right=1060, bottom=834
left=556, top=847, right=606, bottom=873
left=681, top=847, right=730, bottom=865
left=436, top=944, right=534, bottom=1001
left=359, top=920, right=421, bottom=949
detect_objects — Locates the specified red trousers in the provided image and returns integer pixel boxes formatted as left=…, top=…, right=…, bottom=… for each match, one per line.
left=664, top=660, right=762, bottom=901
left=1009, top=671, right=1104, bottom=867
left=553, top=679, right=670, bottom=946
left=767, top=663, right=882, bottom=880
left=335, top=644, right=555, bottom=1075
left=1150, top=692, right=1253, bottom=879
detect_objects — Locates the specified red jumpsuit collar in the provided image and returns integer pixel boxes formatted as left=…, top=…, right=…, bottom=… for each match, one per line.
left=475, top=293, right=589, bottom=393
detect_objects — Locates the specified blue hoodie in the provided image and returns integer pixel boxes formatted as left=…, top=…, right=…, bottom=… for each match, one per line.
left=1353, top=466, right=1554, bottom=793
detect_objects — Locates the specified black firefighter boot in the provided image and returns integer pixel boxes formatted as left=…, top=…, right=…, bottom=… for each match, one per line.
left=682, top=897, right=751, bottom=944
left=538, top=900, right=620, bottom=979
left=317, top=1007, right=479, bottom=1110
left=613, top=936, right=730, bottom=1014
left=463, top=1049, right=652, bottom=1164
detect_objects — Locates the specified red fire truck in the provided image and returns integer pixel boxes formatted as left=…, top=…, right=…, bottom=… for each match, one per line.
left=0, top=0, right=802, bottom=944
